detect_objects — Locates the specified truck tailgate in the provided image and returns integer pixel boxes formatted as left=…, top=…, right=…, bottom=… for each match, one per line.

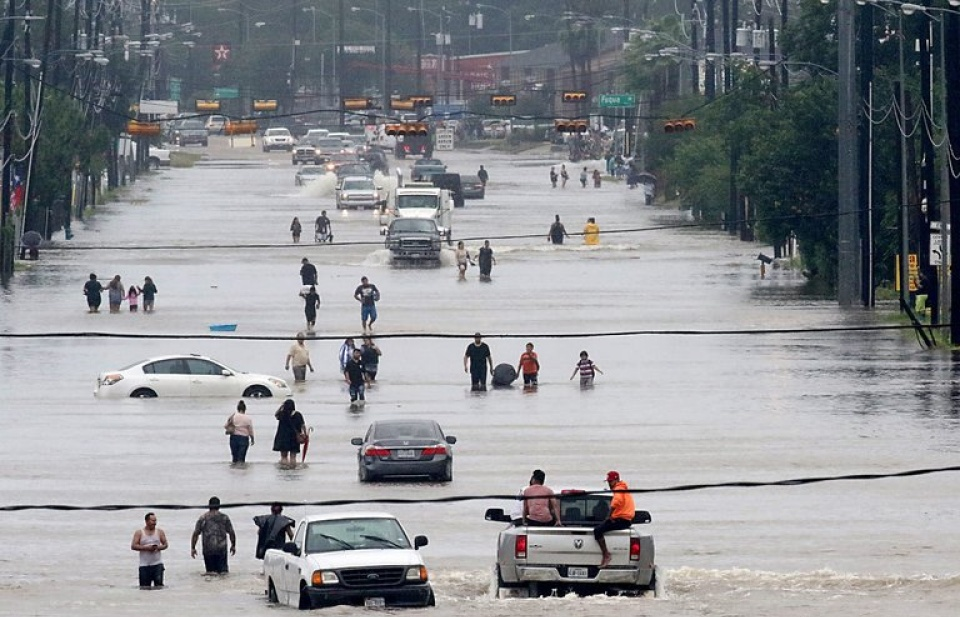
left=525, top=526, right=632, bottom=565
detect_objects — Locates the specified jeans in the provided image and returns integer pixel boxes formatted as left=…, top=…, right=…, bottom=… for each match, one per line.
left=349, top=382, right=366, bottom=402
left=138, top=564, right=164, bottom=587
left=361, top=304, right=378, bottom=324
left=229, top=435, right=250, bottom=463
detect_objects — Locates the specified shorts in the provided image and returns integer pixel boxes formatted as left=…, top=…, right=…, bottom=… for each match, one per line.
left=364, top=364, right=379, bottom=380
left=593, top=518, right=632, bottom=541
left=522, top=372, right=538, bottom=385
left=579, top=375, right=594, bottom=387
left=203, top=552, right=229, bottom=574
left=139, top=563, right=165, bottom=587
left=292, top=365, right=307, bottom=381
left=361, top=304, right=378, bottom=323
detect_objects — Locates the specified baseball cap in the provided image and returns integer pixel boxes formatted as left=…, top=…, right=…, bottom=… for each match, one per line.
left=605, top=471, right=620, bottom=482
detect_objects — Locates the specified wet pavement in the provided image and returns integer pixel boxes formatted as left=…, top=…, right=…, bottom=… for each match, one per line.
left=1, top=136, right=960, bottom=616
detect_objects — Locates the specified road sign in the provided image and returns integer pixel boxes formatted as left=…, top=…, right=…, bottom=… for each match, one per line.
left=599, top=94, right=636, bottom=108
left=214, top=87, right=239, bottom=99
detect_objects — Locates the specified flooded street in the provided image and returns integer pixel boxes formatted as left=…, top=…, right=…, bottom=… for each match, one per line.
left=2, top=138, right=960, bottom=616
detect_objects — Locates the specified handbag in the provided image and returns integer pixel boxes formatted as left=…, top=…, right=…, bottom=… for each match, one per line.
left=225, top=414, right=236, bottom=435
left=297, top=430, right=307, bottom=444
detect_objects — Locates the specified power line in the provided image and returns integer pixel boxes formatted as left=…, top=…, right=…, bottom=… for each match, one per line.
left=3, top=464, right=958, bottom=512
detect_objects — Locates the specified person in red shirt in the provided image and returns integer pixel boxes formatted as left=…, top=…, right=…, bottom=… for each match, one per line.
left=594, top=470, right=635, bottom=567
left=516, top=342, right=540, bottom=387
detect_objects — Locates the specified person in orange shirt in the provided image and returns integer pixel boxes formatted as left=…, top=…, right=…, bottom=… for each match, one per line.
left=594, top=470, right=635, bottom=567
left=516, top=342, right=540, bottom=387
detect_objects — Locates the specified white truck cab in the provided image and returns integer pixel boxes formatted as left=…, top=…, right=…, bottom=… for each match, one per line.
left=379, top=176, right=453, bottom=242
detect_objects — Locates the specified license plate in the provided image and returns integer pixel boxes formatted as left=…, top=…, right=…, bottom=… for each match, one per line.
left=568, top=567, right=589, bottom=578
left=395, top=449, right=417, bottom=459
left=364, top=597, right=385, bottom=608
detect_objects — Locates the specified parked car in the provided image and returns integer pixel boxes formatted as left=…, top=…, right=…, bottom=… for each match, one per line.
left=461, top=174, right=486, bottom=199
left=336, top=175, right=382, bottom=210
left=171, top=119, right=208, bottom=146
left=262, top=127, right=295, bottom=152
left=296, top=165, right=328, bottom=186
left=351, top=419, right=456, bottom=481
left=94, top=354, right=291, bottom=399
left=263, top=512, right=435, bottom=609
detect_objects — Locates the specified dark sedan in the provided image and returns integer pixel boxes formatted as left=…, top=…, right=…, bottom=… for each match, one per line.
left=461, top=174, right=486, bottom=199
left=351, top=419, right=456, bottom=482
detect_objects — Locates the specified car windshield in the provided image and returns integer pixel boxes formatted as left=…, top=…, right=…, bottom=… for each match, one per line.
left=299, top=167, right=325, bottom=175
left=180, top=121, right=205, bottom=130
left=304, top=518, right=411, bottom=554
left=373, top=420, right=440, bottom=439
left=342, top=179, right=374, bottom=191
left=316, top=138, right=342, bottom=148
left=397, top=195, right=438, bottom=210
left=266, top=128, right=290, bottom=136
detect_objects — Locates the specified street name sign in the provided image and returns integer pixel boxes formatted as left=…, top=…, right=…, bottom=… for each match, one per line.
left=599, top=94, right=636, bottom=108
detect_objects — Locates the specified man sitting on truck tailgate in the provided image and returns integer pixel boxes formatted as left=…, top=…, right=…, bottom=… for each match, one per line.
left=594, top=470, right=635, bottom=567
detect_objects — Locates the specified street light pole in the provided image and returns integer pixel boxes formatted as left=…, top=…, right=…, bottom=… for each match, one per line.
left=476, top=3, right=513, bottom=56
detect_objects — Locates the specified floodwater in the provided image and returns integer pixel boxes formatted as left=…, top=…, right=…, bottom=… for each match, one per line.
left=2, top=138, right=960, bottom=617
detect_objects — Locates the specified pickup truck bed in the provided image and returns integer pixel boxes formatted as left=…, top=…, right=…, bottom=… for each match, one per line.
left=486, top=492, right=657, bottom=598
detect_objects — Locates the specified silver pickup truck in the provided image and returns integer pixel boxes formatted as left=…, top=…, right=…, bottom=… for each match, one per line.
left=485, top=491, right=657, bottom=598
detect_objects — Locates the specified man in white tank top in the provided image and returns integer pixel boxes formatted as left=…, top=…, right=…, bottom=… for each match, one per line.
left=131, top=512, right=168, bottom=588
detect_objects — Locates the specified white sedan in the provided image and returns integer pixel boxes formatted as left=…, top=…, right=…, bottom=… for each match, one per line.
left=94, top=354, right=291, bottom=399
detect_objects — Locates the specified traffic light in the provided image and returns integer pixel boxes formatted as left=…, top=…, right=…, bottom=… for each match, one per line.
left=390, top=99, right=415, bottom=111
left=224, top=120, right=258, bottom=135
left=409, top=95, right=433, bottom=108
left=664, top=118, right=696, bottom=133
left=385, top=123, right=429, bottom=136
left=252, top=99, right=278, bottom=112
left=195, top=99, right=221, bottom=112
left=554, top=118, right=589, bottom=133
left=343, top=97, right=374, bottom=110
left=490, top=94, right=517, bottom=107
left=562, top=91, right=588, bottom=103
left=126, top=120, right=161, bottom=137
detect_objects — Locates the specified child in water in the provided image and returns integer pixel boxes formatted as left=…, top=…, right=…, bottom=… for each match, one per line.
left=127, top=285, right=141, bottom=312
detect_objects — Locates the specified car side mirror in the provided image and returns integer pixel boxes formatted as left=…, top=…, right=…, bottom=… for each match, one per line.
left=632, top=510, right=652, bottom=524
left=350, top=437, right=363, bottom=446
left=282, top=542, right=300, bottom=555
left=485, top=508, right=511, bottom=523
left=221, top=370, right=232, bottom=377
left=414, top=535, right=429, bottom=549
left=445, top=436, right=457, bottom=444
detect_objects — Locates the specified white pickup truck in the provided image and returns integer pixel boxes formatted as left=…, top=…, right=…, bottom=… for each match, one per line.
left=263, top=512, right=435, bottom=609
left=485, top=491, right=657, bottom=598
left=379, top=179, right=453, bottom=243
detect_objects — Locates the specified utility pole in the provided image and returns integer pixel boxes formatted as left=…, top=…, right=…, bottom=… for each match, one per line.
left=837, top=0, right=861, bottom=306
left=383, top=0, right=392, bottom=105
left=338, top=0, right=345, bottom=126
left=859, top=3, right=874, bottom=307
left=946, top=11, right=960, bottom=343
left=1, top=0, right=17, bottom=279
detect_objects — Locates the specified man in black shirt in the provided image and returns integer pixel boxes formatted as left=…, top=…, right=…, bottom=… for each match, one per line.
left=343, top=348, right=367, bottom=407
left=463, top=333, right=494, bottom=391
left=300, top=258, right=318, bottom=286
left=548, top=215, right=569, bottom=245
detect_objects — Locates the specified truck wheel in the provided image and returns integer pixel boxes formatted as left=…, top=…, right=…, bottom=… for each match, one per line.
left=527, top=582, right=541, bottom=598
left=649, top=565, right=660, bottom=597
left=425, top=589, right=436, bottom=606
left=298, top=584, right=311, bottom=610
left=267, top=579, right=279, bottom=603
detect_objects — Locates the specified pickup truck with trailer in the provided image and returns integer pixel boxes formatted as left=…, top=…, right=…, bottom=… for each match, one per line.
left=263, top=512, right=435, bottom=610
left=485, top=491, right=657, bottom=598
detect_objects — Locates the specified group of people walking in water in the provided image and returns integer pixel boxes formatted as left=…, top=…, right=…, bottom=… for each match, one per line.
left=82, top=273, right=157, bottom=313
left=223, top=398, right=308, bottom=469
left=550, top=164, right=603, bottom=189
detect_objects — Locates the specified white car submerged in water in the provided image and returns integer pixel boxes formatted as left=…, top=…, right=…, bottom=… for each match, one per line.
left=94, top=354, right=291, bottom=399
